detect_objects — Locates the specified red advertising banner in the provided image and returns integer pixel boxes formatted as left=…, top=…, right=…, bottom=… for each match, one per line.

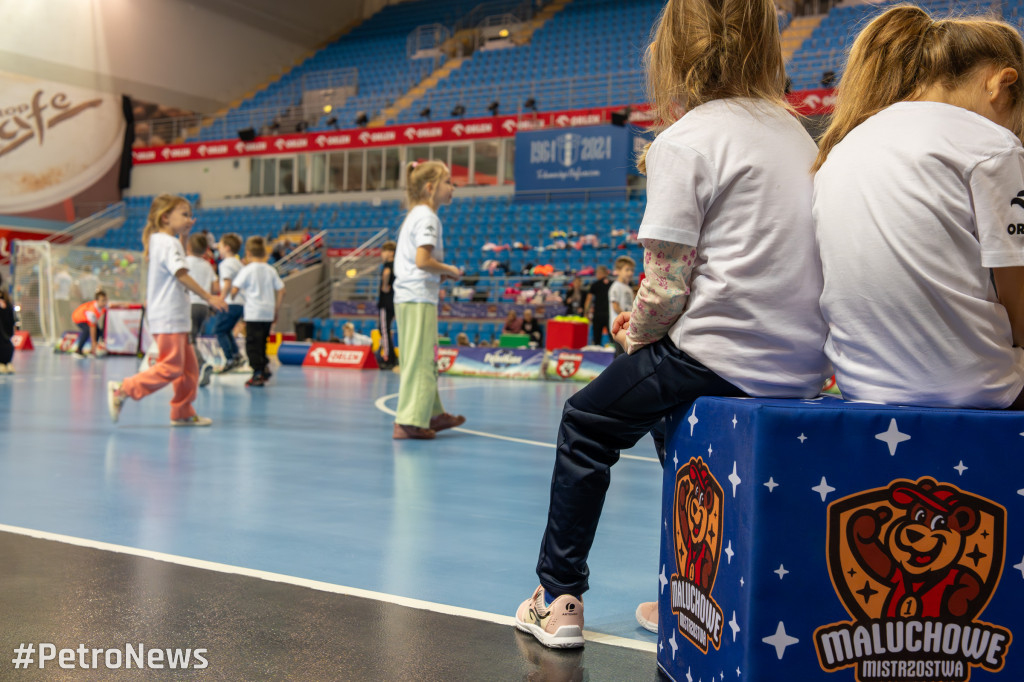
left=12, top=331, right=33, bottom=351
left=301, top=342, right=378, bottom=369
left=131, top=90, right=835, bottom=166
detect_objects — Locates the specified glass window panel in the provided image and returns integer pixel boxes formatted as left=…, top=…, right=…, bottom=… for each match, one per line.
left=408, top=145, right=430, bottom=165
left=329, top=153, right=345, bottom=192
left=383, top=148, right=400, bottom=190
left=431, top=145, right=448, bottom=163
left=311, top=154, right=327, bottom=194
left=366, top=149, right=383, bottom=191
left=278, top=158, right=295, bottom=195
left=261, top=158, right=277, bottom=195
left=503, top=139, right=515, bottom=185
left=249, top=159, right=261, bottom=196
left=450, top=144, right=470, bottom=186
left=346, top=150, right=364, bottom=192
left=473, top=141, right=499, bottom=186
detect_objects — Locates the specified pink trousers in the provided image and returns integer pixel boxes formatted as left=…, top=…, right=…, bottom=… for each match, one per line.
left=121, top=333, right=198, bottom=421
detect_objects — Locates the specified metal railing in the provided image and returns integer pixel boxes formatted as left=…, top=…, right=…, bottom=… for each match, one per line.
left=274, top=229, right=328, bottom=277
left=456, top=0, right=537, bottom=32
left=410, top=70, right=644, bottom=118
left=407, top=23, right=451, bottom=59
left=45, top=202, right=126, bottom=246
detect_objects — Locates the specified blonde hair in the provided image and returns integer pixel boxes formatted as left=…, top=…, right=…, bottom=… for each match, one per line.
left=405, top=161, right=449, bottom=207
left=639, top=0, right=787, bottom=173
left=142, top=194, right=189, bottom=258
left=246, top=235, right=267, bottom=259
left=814, top=5, right=1024, bottom=171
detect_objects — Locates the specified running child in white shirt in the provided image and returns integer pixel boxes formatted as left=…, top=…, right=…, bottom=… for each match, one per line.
left=185, top=233, right=218, bottom=386
left=108, top=195, right=227, bottom=425
left=229, top=236, right=285, bottom=387
left=514, top=0, right=831, bottom=648
left=813, top=6, right=1024, bottom=410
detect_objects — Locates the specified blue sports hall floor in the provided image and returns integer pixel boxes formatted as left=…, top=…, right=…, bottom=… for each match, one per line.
left=0, top=347, right=668, bottom=680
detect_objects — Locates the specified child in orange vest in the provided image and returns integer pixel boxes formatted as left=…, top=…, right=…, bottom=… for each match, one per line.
left=71, top=291, right=108, bottom=357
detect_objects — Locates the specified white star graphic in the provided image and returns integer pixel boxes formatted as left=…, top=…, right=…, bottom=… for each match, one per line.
left=708, top=444, right=714, bottom=457
left=729, top=461, right=741, bottom=497
left=762, top=621, right=799, bottom=659
left=670, top=631, right=679, bottom=659
left=739, top=577, right=744, bottom=587
left=725, top=540, right=735, bottom=564
left=660, top=565, right=669, bottom=593
left=875, top=418, right=910, bottom=456
left=659, top=640, right=663, bottom=653
left=775, top=564, right=789, bottom=579
left=732, top=415, right=737, bottom=428
left=764, top=477, right=779, bottom=492
left=729, top=611, right=741, bottom=641
left=673, top=451, right=679, bottom=469
left=688, top=408, right=699, bottom=436
left=685, top=667, right=692, bottom=682
left=954, top=460, right=968, bottom=476
left=1018, top=488, right=1024, bottom=497
left=736, top=667, right=741, bottom=677
left=1013, top=555, right=1024, bottom=578
left=797, top=433, right=807, bottom=444
left=813, top=476, right=836, bottom=502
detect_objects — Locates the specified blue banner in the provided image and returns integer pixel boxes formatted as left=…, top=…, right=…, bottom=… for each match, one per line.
left=514, top=125, right=631, bottom=201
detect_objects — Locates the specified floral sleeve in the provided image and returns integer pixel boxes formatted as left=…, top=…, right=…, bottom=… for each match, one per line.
left=624, top=238, right=696, bottom=354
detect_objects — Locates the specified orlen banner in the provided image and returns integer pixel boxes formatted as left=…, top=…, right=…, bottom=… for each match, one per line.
left=514, top=124, right=631, bottom=199
left=0, top=73, right=126, bottom=215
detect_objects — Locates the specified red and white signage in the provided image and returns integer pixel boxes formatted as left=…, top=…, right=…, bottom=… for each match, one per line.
left=131, top=90, right=836, bottom=166
left=301, top=342, right=378, bottom=370
left=12, top=331, right=33, bottom=350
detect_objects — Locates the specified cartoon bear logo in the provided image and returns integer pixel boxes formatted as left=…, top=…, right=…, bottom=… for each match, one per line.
left=675, top=458, right=721, bottom=591
left=849, top=479, right=984, bottom=619
left=670, top=457, right=725, bottom=653
left=815, top=477, right=1011, bottom=681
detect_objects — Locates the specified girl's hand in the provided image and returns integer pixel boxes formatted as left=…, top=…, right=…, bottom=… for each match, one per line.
left=611, top=311, right=631, bottom=347
left=207, top=294, right=228, bottom=313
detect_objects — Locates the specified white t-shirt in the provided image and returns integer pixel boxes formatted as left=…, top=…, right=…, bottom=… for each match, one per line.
left=219, top=256, right=245, bottom=305
left=638, top=98, right=830, bottom=397
left=608, top=280, right=633, bottom=322
left=394, top=204, right=444, bottom=305
left=145, top=232, right=191, bottom=334
left=232, top=262, right=284, bottom=322
left=185, top=255, right=216, bottom=306
left=814, top=101, right=1024, bottom=408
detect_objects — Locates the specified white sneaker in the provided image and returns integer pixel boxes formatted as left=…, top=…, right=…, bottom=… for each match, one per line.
left=0, top=364, right=9, bottom=374
left=635, top=601, right=658, bottom=633
left=199, top=362, right=213, bottom=388
left=515, top=585, right=585, bottom=649
left=171, top=415, right=213, bottom=427
left=107, top=381, right=125, bottom=423
left=5, top=364, right=13, bottom=374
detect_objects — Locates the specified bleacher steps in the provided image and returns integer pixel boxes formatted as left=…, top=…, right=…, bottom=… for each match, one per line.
left=372, top=57, right=467, bottom=127
left=514, top=0, right=572, bottom=44
left=781, top=14, right=825, bottom=63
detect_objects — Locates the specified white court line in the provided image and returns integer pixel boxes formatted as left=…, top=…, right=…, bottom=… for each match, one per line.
left=0, top=523, right=656, bottom=654
left=374, top=389, right=659, bottom=463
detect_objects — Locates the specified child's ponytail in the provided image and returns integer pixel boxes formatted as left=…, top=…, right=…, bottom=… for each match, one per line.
left=404, top=160, right=449, bottom=208
left=814, top=7, right=933, bottom=170
left=815, top=6, right=1024, bottom=170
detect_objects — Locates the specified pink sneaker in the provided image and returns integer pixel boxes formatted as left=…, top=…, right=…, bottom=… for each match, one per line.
left=635, top=601, right=658, bottom=633
left=515, top=585, right=584, bottom=648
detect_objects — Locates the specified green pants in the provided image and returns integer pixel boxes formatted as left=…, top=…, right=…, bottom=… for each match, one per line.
left=395, top=302, right=445, bottom=428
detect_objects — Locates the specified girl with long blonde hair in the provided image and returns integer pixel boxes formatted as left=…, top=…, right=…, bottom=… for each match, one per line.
left=813, top=6, right=1024, bottom=409
left=514, top=0, right=830, bottom=648
left=390, top=161, right=465, bottom=440
left=108, top=195, right=227, bottom=425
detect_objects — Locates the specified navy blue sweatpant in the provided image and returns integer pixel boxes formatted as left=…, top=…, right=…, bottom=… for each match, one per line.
left=536, top=336, right=745, bottom=598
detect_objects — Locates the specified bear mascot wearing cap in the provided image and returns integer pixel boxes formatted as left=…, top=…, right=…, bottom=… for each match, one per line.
left=848, top=478, right=983, bottom=620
